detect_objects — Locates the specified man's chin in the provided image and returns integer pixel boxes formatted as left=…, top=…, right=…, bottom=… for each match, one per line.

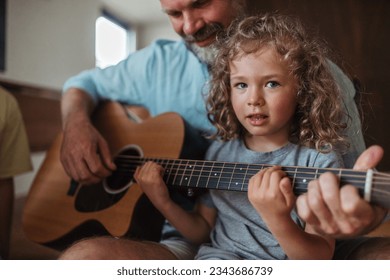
left=187, top=42, right=218, bottom=66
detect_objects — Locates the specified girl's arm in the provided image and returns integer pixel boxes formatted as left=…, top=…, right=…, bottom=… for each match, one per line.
left=264, top=214, right=335, bottom=260
left=248, top=166, right=335, bottom=259
left=134, top=161, right=216, bottom=244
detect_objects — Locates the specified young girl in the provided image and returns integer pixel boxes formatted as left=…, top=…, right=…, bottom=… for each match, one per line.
left=134, top=13, right=348, bottom=260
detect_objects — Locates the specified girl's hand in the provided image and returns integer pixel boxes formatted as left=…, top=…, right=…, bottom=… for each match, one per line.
left=134, top=161, right=170, bottom=208
left=248, top=166, right=296, bottom=223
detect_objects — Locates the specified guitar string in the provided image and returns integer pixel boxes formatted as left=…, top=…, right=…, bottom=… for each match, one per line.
left=107, top=157, right=390, bottom=196
left=107, top=168, right=390, bottom=201
left=113, top=169, right=390, bottom=194
left=114, top=155, right=390, bottom=180
left=113, top=156, right=390, bottom=183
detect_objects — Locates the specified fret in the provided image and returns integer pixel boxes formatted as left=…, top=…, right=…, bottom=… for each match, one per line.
left=214, top=162, right=235, bottom=190
left=292, top=167, right=298, bottom=187
left=210, top=162, right=223, bottom=190
left=284, top=167, right=315, bottom=195
left=208, top=162, right=224, bottom=189
left=163, top=159, right=176, bottom=186
left=197, top=161, right=214, bottom=188
left=225, top=163, right=240, bottom=191
left=188, top=161, right=202, bottom=187
left=230, top=163, right=249, bottom=191
left=241, top=163, right=249, bottom=191
left=220, top=162, right=236, bottom=190
left=194, top=160, right=206, bottom=189
left=178, top=159, right=190, bottom=186
left=337, top=169, right=366, bottom=194
left=167, top=159, right=182, bottom=187
left=285, top=167, right=317, bottom=185
left=224, top=163, right=237, bottom=190
left=173, top=159, right=184, bottom=186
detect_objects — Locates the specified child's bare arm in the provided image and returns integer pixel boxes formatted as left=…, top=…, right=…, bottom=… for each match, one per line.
left=134, top=161, right=216, bottom=244
left=248, top=166, right=335, bottom=259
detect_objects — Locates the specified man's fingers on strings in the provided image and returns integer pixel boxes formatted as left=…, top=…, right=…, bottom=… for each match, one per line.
left=98, top=137, right=116, bottom=171
left=306, top=180, right=339, bottom=234
left=339, top=185, right=369, bottom=217
left=296, top=193, right=321, bottom=226
left=84, top=150, right=112, bottom=180
left=338, top=185, right=374, bottom=234
left=318, top=172, right=345, bottom=219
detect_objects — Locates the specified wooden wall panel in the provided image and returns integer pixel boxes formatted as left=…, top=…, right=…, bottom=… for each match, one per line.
left=248, top=0, right=390, bottom=170
left=0, top=80, right=62, bottom=152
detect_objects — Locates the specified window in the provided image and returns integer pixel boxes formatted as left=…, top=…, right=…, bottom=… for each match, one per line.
left=95, top=12, right=136, bottom=68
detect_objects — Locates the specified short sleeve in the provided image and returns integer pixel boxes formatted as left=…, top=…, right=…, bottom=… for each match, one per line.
left=0, top=88, right=32, bottom=178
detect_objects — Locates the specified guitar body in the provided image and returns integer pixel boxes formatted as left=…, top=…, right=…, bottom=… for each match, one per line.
left=22, top=102, right=209, bottom=248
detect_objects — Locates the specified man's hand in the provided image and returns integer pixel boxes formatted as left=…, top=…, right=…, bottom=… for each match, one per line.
left=60, top=88, right=116, bottom=185
left=296, top=145, right=387, bottom=238
left=60, top=119, right=115, bottom=185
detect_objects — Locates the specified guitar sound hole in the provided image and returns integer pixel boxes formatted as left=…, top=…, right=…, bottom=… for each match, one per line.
left=75, top=145, right=142, bottom=212
left=104, top=145, right=143, bottom=194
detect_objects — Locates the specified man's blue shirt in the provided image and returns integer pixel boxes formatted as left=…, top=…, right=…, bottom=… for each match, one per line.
left=63, top=39, right=213, bottom=134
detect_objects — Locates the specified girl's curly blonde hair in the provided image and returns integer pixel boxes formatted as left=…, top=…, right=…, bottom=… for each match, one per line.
left=207, top=13, right=349, bottom=153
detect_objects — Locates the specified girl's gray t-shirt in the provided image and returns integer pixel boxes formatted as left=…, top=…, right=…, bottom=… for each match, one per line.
left=196, top=140, right=343, bottom=260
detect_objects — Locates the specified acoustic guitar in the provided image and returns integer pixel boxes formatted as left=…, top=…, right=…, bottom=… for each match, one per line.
left=22, top=102, right=390, bottom=248
left=22, top=101, right=209, bottom=248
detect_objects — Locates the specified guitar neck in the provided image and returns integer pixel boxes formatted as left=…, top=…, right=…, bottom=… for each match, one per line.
left=160, top=158, right=367, bottom=194
left=117, top=156, right=390, bottom=209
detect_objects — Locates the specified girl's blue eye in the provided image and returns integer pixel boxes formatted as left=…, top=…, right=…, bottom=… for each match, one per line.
left=266, top=81, right=280, bottom=88
left=235, top=83, right=247, bottom=89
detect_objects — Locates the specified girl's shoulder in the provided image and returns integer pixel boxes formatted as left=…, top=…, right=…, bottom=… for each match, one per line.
left=296, top=145, right=344, bottom=168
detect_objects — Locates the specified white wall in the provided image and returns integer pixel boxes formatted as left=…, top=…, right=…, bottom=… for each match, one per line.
left=0, top=0, right=177, bottom=90
left=136, top=21, right=178, bottom=50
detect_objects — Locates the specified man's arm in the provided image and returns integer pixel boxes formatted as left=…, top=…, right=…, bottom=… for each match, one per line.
left=296, top=145, right=387, bottom=238
left=60, top=88, right=116, bottom=185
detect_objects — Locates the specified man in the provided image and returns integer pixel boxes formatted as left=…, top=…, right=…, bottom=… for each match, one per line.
left=59, top=0, right=389, bottom=259
left=0, top=86, right=33, bottom=259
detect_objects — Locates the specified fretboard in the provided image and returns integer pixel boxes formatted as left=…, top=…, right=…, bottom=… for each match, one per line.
left=114, top=156, right=390, bottom=209
left=157, top=158, right=366, bottom=195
